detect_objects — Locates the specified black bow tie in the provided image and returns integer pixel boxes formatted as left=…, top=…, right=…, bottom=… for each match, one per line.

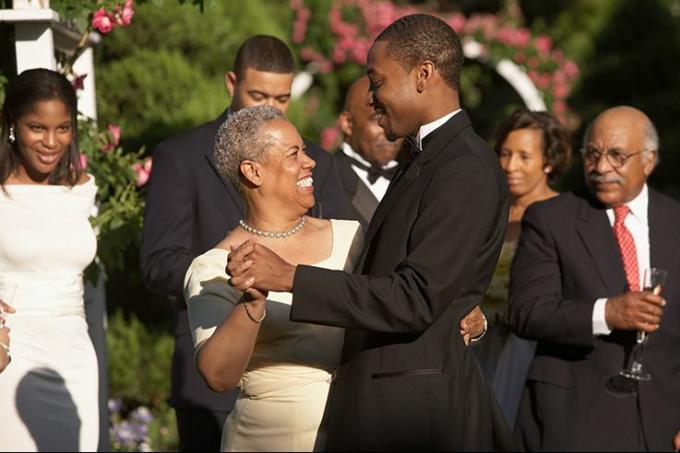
left=341, top=152, right=399, bottom=185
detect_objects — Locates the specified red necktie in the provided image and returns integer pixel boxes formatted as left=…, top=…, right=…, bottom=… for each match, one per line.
left=613, top=205, right=639, bottom=291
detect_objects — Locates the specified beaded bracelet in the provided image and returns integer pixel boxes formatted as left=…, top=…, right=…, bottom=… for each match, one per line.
left=241, top=299, right=266, bottom=324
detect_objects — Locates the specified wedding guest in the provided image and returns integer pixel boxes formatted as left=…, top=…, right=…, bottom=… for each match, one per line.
left=140, top=35, right=349, bottom=451
left=471, top=108, right=571, bottom=427
left=0, top=68, right=99, bottom=451
left=510, top=106, right=680, bottom=450
left=335, top=75, right=403, bottom=230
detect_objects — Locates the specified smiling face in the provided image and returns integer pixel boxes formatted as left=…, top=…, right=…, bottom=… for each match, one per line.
left=583, top=109, right=655, bottom=208
left=499, top=128, right=551, bottom=199
left=14, top=99, right=73, bottom=184
left=366, top=41, right=421, bottom=141
left=259, top=119, right=316, bottom=213
left=227, top=67, right=294, bottom=114
left=341, top=76, right=402, bottom=166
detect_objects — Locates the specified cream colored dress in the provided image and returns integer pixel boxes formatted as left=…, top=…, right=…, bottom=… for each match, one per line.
left=184, top=219, right=362, bottom=452
left=0, top=177, right=99, bottom=451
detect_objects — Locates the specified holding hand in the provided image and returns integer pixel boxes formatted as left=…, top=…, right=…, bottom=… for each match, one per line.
left=227, top=240, right=297, bottom=293
left=0, top=299, right=15, bottom=372
left=605, top=290, right=665, bottom=332
left=459, top=305, right=487, bottom=345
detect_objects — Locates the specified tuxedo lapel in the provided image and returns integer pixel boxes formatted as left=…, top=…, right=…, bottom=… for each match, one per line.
left=335, top=151, right=379, bottom=226
left=362, top=111, right=473, bottom=249
left=576, top=196, right=627, bottom=295
left=362, top=151, right=422, bottom=248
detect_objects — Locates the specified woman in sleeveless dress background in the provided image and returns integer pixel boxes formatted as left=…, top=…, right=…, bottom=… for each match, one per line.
left=471, top=108, right=572, bottom=428
left=0, top=68, right=99, bottom=451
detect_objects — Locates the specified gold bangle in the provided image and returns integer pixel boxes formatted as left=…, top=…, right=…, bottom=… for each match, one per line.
left=241, top=299, right=266, bottom=324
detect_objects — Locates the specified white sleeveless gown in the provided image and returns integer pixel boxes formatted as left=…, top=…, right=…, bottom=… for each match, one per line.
left=0, top=178, right=99, bottom=451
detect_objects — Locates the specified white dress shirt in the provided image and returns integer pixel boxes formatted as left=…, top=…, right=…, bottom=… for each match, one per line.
left=413, top=109, right=461, bottom=151
left=340, top=142, right=398, bottom=202
left=592, top=184, right=650, bottom=336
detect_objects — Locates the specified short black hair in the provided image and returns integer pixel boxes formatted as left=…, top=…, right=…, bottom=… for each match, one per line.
left=375, top=14, right=464, bottom=90
left=494, top=108, right=572, bottom=183
left=233, top=35, right=295, bottom=77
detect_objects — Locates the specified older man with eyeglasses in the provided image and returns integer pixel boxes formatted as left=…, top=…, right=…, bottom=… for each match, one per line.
left=508, top=106, right=680, bottom=451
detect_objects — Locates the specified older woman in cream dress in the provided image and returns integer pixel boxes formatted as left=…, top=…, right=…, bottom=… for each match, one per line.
left=184, top=105, right=362, bottom=451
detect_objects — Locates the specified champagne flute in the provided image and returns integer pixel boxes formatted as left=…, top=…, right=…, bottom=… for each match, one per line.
left=620, top=267, right=668, bottom=381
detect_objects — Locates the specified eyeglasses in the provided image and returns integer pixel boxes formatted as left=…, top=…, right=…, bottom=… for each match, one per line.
left=579, top=147, right=647, bottom=168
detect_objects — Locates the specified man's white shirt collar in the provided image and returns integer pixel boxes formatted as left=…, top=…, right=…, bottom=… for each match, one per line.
left=606, top=183, right=649, bottom=226
left=413, top=109, right=461, bottom=151
left=340, top=142, right=398, bottom=169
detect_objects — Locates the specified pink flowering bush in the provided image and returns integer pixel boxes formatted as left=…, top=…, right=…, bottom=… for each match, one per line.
left=78, top=117, right=146, bottom=282
left=289, top=0, right=580, bottom=134
left=91, top=0, right=135, bottom=35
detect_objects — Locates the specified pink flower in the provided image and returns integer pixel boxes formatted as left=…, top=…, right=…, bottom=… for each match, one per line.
left=92, top=8, right=113, bottom=34
left=320, top=126, right=340, bottom=151
left=535, top=36, right=552, bottom=56
left=121, top=0, right=134, bottom=26
left=563, top=60, right=580, bottom=79
left=448, top=13, right=465, bottom=33
left=71, top=73, right=87, bottom=91
left=133, top=158, right=152, bottom=188
left=101, top=124, right=121, bottom=154
left=79, top=153, right=88, bottom=171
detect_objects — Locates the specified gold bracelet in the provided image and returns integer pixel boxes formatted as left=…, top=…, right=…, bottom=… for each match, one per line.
left=241, top=299, right=266, bottom=324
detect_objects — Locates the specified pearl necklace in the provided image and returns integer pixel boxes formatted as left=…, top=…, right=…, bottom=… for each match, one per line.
left=239, top=217, right=306, bottom=239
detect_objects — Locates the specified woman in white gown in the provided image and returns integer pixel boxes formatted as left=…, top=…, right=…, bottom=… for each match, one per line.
left=0, top=68, right=99, bottom=451
left=183, top=106, right=362, bottom=451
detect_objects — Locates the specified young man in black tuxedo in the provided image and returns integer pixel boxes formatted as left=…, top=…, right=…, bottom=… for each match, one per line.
left=228, top=15, right=516, bottom=451
left=140, top=35, right=348, bottom=451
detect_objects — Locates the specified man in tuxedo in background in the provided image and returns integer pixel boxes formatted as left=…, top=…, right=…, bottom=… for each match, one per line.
left=228, top=14, right=515, bottom=450
left=334, top=75, right=402, bottom=230
left=509, top=106, right=680, bottom=451
left=140, top=35, right=347, bottom=451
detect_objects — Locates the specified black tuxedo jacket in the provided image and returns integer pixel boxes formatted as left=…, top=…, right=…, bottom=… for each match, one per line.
left=333, top=149, right=380, bottom=231
left=290, top=111, right=517, bottom=450
left=509, top=188, right=680, bottom=451
left=140, top=108, right=348, bottom=411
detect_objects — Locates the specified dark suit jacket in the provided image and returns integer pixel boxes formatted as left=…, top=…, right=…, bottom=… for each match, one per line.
left=290, top=111, right=517, bottom=451
left=333, top=149, right=380, bottom=231
left=509, top=188, right=680, bottom=451
left=140, top=108, right=348, bottom=411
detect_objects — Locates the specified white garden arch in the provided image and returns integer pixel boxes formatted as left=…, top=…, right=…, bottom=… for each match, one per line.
left=292, top=39, right=547, bottom=112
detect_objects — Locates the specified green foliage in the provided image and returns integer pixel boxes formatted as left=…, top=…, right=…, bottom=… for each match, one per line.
left=107, top=309, right=173, bottom=405
left=78, top=118, right=145, bottom=284
left=95, top=0, right=293, bottom=151
left=107, top=309, right=177, bottom=451
left=96, top=48, right=227, bottom=149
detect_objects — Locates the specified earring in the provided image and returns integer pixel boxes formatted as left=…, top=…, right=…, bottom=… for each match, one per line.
left=8, top=126, right=15, bottom=144
left=543, top=166, right=552, bottom=174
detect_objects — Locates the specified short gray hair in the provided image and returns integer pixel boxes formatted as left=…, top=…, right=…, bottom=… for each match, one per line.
left=582, top=114, right=660, bottom=166
left=213, top=105, right=284, bottom=192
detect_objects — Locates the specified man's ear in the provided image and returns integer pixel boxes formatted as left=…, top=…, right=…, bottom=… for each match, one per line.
left=339, top=111, right=353, bottom=137
left=415, top=60, right=435, bottom=93
left=239, top=160, right=263, bottom=188
left=643, top=150, right=657, bottom=176
left=226, top=71, right=237, bottom=97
